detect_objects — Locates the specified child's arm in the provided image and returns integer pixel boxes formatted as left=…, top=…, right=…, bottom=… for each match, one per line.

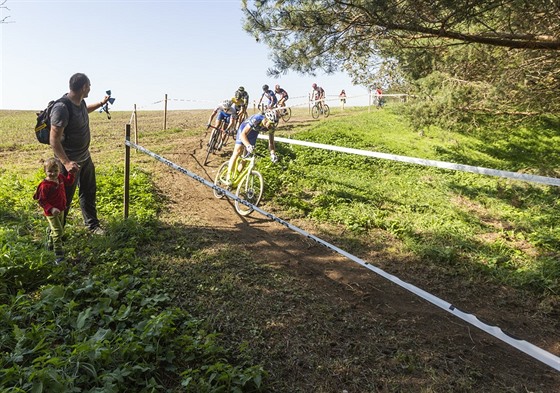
left=63, top=172, right=76, bottom=185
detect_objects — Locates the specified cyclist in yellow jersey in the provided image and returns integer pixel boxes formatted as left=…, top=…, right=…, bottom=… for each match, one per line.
left=235, top=86, right=249, bottom=107
left=234, top=86, right=249, bottom=124
left=231, top=96, right=244, bottom=112
left=231, top=96, right=245, bottom=130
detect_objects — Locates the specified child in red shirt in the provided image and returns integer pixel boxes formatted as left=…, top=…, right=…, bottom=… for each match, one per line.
left=33, top=158, right=75, bottom=263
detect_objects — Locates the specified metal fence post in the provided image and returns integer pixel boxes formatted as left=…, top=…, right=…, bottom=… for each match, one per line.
left=124, top=123, right=130, bottom=219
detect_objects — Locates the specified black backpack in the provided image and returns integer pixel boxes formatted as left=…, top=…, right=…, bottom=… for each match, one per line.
left=35, top=96, right=73, bottom=144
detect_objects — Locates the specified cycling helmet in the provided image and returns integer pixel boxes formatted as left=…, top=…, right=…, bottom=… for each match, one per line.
left=264, top=110, right=278, bottom=126
left=238, top=86, right=245, bottom=92
left=312, top=83, right=317, bottom=88
left=262, top=84, right=269, bottom=91
left=222, top=99, right=232, bottom=109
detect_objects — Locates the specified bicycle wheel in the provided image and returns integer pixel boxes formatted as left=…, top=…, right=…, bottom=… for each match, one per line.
left=213, top=161, right=229, bottom=199
left=311, top=105, right=320, bottom=119
left=217, top=128, right=229, bottom=151
left=235, top=170, right=264, bottom=216
left=280, top=107, right=291, bottom=122
left=204, top=128, right=220, bottom=165
left=323, top=104, right=330, bottom=118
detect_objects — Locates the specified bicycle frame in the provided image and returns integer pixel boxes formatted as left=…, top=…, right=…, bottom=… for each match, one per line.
left=213, top=151, right=266, bottom=215
left=229, top=153, right=258, bottom=188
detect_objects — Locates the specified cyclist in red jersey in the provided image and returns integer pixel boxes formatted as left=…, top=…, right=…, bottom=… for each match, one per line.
left=274, top=85, right=289, bottom=108
left=312, top=83, right=326, bottom=111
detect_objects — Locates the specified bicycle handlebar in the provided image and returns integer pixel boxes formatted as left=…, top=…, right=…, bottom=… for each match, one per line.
left=243, top=151, right=265, bottom=159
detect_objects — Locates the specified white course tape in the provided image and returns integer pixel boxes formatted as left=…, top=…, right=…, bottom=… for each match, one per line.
left=125, top=139, right=560, bottom=372
left=261, top=136, right=560, bottom=187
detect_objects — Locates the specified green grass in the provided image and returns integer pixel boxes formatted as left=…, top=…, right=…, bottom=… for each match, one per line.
left=0, top=109, right=265, bottom=392
left=1, top=105, right=559, bottom=391
left=264, top=108, right=560, bottom=295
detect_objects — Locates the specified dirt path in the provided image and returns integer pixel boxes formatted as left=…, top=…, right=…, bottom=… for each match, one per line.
left=146, top=117, right=559, bottom=392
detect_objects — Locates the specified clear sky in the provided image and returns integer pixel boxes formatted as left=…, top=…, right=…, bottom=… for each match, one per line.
left=0, top=0, right=370, bottom=111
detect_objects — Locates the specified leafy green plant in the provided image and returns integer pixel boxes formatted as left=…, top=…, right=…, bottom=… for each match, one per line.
left=0, top=165, right=265, bottom=392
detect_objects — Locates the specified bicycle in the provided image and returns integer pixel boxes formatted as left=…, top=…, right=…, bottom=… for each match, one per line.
left=213, top=151, right=264, bottom=216
left=274, top=104, right=291, bottom=122
left=261, top=102, right=291, bottom=122
left=311, top=101, right=330, bottom=119
left=204, top=123, right=229, bottom=165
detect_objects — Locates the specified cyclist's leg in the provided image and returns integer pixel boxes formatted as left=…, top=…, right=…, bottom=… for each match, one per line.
left=276, top=98, right=285, bottom=116
left=220, top=114, right=233, bottom=146
left=239, top=107, right=247, bottom=125
left=215, top=112, right=227, bottom=133
left=227, top=143, right=244, bottom=183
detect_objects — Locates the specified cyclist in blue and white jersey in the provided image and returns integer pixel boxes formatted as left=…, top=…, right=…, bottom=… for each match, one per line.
left=207, top=99, right=239, bottom=149
left=257, top=84, right=278, bottom=111
left=207, top=99, right=238, bottom=132
left=225, top=110, right=279, bottom=184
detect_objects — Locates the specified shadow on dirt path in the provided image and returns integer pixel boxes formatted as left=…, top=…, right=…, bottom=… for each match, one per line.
left=137, top=113, right=559, bottom=392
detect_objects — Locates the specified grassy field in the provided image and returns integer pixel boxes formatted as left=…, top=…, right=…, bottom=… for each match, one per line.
left=1, top=104, right=559, bottom=391
left=263, top=108, right=560, bottom=296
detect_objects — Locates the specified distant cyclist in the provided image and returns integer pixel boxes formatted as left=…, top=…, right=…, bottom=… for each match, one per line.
left=234, top=86, right=249, bottom=122
left=257, top=84, right=278, bottom=111
left=235, top=86, right=249, bottom=108
left=207, top=99, right=238, bottom=148
left=312, top=83, right=326, bottom=111
left=225, top=110, right=279, bottom=185
left=274, top=84, right=289, bottom=109
left=231, top=95, right=245, bottom=130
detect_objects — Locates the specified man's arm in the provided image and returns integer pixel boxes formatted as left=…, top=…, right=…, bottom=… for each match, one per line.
left=50, top=125, right=79, bottom=173
left=86, top=95, right=110, bottom=113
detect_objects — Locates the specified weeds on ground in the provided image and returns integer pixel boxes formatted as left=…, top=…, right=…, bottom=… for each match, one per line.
left=0, top=166, right=265, bottom=392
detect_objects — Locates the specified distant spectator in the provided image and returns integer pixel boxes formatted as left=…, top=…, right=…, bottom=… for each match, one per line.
left=374, top=86, right=384, bottom=108
left=339, top=89, right=347, bottom=110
